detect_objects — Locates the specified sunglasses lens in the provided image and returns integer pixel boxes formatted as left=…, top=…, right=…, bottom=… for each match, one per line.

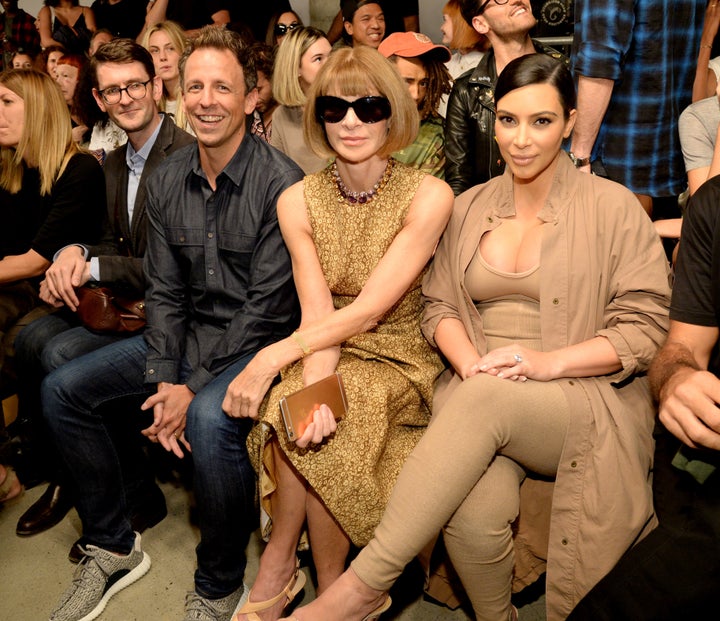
left=316, top=97, right=349, bottom=123
left=354, top=97, right=392, bottom=123
left=275, top=22, right=299, bottom=36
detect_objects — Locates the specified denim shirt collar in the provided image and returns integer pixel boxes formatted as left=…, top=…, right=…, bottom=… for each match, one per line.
left=189, top=131, right=256, bottom=187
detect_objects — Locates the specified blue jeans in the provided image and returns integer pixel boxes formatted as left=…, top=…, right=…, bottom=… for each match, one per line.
left=14, top=310, right=125, bottom=375
left=13, top=312, right=137, bottom=485
left=42, top=335, right=257, bottom=598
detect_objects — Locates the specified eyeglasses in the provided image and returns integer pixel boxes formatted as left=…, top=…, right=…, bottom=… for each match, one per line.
left=478, top=0, right=509, bottom=13
left=97, top=80, right=151, bottom=105
left=316, top=96, right=392, bottom=124
left=274, top=22, right=300, bottom=37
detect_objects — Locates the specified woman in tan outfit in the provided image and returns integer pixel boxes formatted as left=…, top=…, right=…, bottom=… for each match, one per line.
left=284, top=54, right=672, bottom=621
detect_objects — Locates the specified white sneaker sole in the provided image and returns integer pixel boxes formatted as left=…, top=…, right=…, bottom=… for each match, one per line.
left=76, top=552, right=152, bottom=621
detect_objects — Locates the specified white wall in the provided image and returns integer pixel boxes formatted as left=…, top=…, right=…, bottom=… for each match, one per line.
left=19, top=0, right=51, bottom=18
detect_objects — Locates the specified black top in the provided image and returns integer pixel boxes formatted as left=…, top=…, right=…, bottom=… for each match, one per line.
left=143, top=133, right=303, bottom=392
left=671, top=176, right=720, bottom=375
left=0, top=152, right=105, bottom=261
left=166, top=0, right=230, bottom=30
left=231, top=0, right=291, bottom=41
left=91, top=0, right=147, bottom=39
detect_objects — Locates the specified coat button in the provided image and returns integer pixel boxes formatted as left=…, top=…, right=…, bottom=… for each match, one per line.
left=570, top=460, right=577, bottom=468
left=552, top=298, right=559, bottom=305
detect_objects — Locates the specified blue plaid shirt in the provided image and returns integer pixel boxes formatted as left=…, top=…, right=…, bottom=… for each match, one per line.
left=572, top=0, right=705, bottom=196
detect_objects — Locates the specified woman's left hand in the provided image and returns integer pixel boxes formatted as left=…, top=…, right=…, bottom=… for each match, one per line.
left=294, top=404, right=338, bottom=449
left=476, top=345, right=558, bottom=382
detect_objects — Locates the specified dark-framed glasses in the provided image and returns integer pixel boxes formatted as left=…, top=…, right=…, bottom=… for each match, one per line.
left=316, top=96, right=392, bottom=124
left=274, top=22, right=300, bottom=37
left=97, top=79, right=151, bottom=105
left=478, top=0, right=509, bottom=13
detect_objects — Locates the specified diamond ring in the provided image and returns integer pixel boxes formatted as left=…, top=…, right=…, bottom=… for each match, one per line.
left=513, top=354, right=523, bottom=364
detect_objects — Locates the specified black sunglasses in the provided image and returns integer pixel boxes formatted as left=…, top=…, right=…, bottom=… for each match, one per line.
left=274, top=22, right=300, bottom=36
left=315, top=96, right=392, bottom=124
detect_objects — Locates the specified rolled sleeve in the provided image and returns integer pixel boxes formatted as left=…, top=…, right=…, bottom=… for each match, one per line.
left=572, top=0, right=635, bottom=80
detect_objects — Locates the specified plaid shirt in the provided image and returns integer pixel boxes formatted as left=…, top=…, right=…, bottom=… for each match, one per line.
left=572, top=0, right=704, bottom=197
left=1, top=9, right=41, bottom=71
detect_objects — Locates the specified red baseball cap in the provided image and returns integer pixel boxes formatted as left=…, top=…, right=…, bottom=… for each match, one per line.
left=378, top=32, right=451, bottom=63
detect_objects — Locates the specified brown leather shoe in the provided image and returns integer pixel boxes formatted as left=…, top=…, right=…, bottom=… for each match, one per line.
left=15, top=482, right=73, bottom=537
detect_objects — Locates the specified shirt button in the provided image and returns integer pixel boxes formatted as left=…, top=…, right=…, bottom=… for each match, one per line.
left=552, top=298, right=559, bottom=305
left=207, top=232, right=214, bottom=239
left=568, top=380, right=574, bottom=386
left=179, top=236, right=186, bottom=242
left=147, top=369, right=155, bottom=375
left=561, top=538, right=568, bottom=546
left=570, top=460, right=577, bottom=468
left=208, top=269, right=215, bottom=275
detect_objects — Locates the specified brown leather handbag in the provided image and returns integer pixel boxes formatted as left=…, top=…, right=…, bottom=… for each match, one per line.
left=75, top=285, right=146, bottom=333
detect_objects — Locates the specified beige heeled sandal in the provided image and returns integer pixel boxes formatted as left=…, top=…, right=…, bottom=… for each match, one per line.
left=235, top=559, right=307, bottom=621
left=284, top=594, right=391, bottom=621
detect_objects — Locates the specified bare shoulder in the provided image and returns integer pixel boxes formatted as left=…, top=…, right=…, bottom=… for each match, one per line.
left=277, top=180, right=309, bottom=227
left=408, top=175, right=454, bottom=224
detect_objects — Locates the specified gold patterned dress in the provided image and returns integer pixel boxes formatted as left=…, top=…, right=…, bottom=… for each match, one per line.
left=248, top=161, right=445, bottom=547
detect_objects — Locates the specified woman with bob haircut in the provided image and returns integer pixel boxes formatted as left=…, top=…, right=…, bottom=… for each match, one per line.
left=271, top=26, right=333, bottom=173
left=141, top=20, right=191, bottom=134
left=223, top=45, right=454, bottom=621
left=0, top=69, right=104, bottom=501
left=282, top=53, right=671, bottom=621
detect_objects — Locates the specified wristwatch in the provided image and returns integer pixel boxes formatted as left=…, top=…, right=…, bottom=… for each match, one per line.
left=569, top=152, right=591, bottom=168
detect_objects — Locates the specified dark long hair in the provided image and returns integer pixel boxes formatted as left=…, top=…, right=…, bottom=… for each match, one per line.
left=494, top=54, right=576, bottom=120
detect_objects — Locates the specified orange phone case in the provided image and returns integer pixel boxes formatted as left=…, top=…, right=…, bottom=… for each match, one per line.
left=279, top=372, right=348, bottom=442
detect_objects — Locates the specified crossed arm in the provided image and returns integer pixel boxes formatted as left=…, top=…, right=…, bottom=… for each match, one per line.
left=221, top=175, right=453, bottom=445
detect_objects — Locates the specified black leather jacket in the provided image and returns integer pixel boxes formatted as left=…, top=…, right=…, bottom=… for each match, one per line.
left=444, top=41, right=567, bottom=196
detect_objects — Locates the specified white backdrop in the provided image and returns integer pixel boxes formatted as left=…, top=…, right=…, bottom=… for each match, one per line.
left=14, top=0, right=446, bottom=43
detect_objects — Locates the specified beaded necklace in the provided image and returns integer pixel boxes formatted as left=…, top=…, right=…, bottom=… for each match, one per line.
left=332, top=158, right=395, bottom=204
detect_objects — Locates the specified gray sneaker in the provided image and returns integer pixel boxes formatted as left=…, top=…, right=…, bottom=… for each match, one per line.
left=49, top=532, right=151, bottom=621
left=183, top=586, right=245, bottom=621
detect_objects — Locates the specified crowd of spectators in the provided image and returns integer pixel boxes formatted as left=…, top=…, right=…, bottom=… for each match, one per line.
left=0, top=1, right=718, bottom=621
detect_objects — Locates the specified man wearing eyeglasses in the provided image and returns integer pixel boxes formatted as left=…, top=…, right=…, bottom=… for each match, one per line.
left=13, top=38, right=195, bottom=550
left=444, top=0, right=567, bottom=195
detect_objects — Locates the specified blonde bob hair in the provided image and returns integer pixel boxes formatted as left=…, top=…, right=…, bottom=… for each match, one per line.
left=444, top=0, right=486, bottom=53
left=141, top=20, right=190, bottom=131
left=304, top=46, right=419, bottom=159
left=273, top=26, right=328, bottom=107
left=0, top=69, right=78, bottom=196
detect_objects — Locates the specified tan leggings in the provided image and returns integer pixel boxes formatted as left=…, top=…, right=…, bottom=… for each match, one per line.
left=351, top=373, right=572, bottom=621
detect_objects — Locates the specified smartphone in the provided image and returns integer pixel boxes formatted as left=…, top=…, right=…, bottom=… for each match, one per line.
left=279, top=372, right=348, bottom=442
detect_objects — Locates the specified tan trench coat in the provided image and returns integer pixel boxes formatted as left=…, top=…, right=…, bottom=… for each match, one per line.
left=421, top=154, right=672, bottom=620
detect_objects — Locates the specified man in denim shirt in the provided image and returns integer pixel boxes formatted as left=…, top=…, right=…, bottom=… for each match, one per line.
left=42, top=27, right=303, bottom=621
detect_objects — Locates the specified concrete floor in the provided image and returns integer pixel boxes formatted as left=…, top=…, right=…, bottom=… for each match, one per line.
left=0, top=480, right=546, bottom=621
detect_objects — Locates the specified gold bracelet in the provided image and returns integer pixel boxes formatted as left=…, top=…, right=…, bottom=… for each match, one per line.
left=291, top=331, right=313, bottom=357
